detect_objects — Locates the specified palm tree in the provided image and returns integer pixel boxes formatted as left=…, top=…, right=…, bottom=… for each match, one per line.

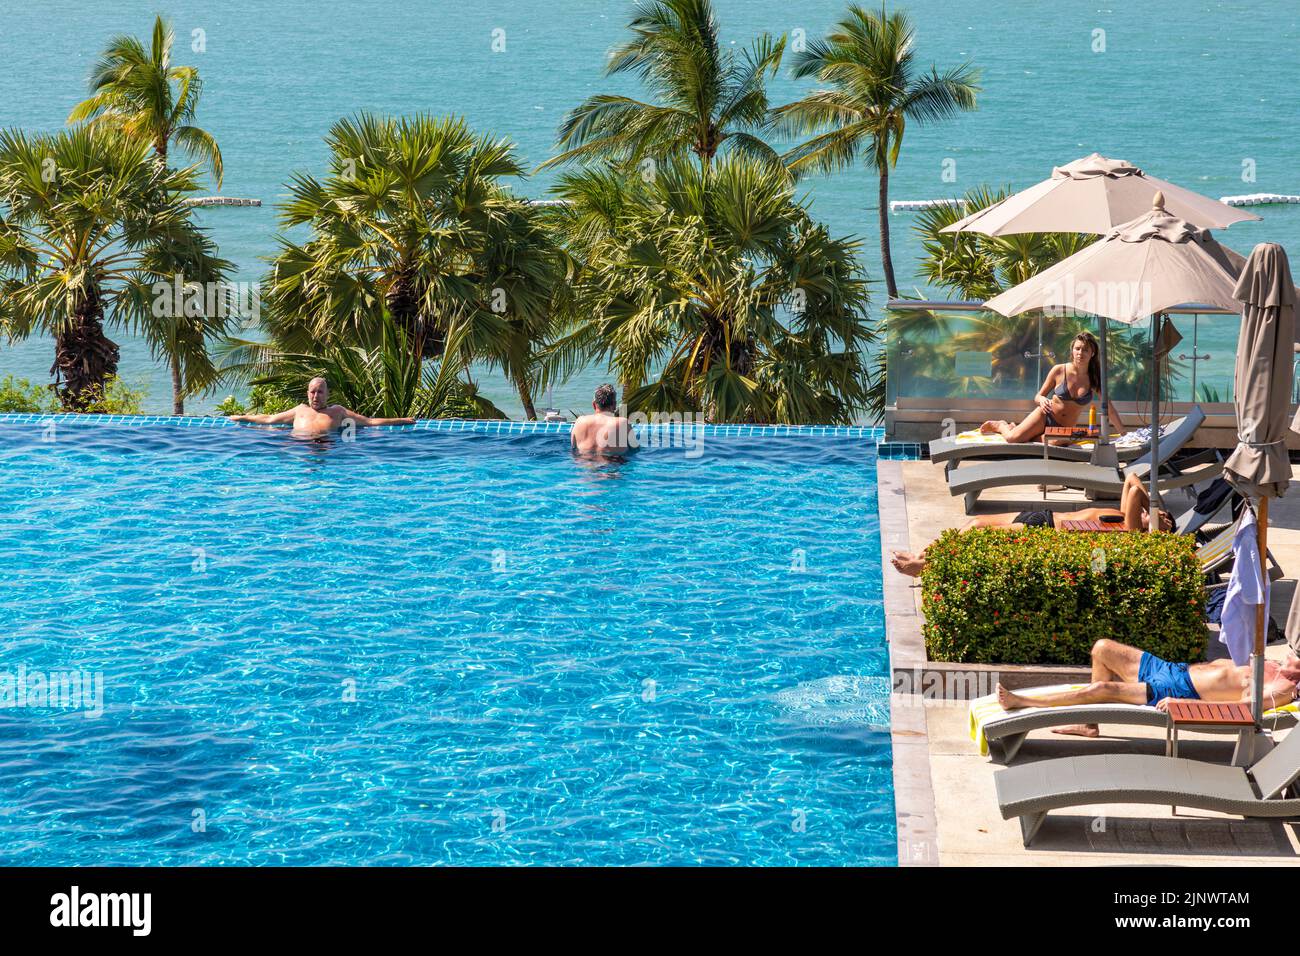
left=68, top=15, right=223, bottom=184
left=68, top=14, right=225, bottom=413
left=542, top=156, right=877, bottom=424
left=539, top=0, right=785, bottom=172
left=914, top=186, right=1094, bottom=299
left=772, top=4, right=980, bottom=299
left=218, top=314, right=504, bottom=420
left=0, top=126, right=230, bottom=410
left=266, top=113, right=563, bottom=418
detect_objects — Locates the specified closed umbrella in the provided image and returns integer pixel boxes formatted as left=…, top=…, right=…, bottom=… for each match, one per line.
left=1223, top=243, right=1296, bottom=725
left=944, top=154, right=1258, bottom=458
left=985, top=193, right=1242, bottom=521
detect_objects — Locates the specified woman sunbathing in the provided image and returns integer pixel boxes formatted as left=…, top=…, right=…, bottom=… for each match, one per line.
left=890, top=472, right=1171, bottom=577
left=978, top=332, right=1122, bottom=443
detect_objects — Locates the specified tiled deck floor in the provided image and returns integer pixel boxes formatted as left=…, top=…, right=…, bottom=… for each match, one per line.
left=897, top=459, right=1300, bottom=865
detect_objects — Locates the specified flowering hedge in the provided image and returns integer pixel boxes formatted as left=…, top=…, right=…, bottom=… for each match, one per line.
left=920, top=527, right=1205, bottom=665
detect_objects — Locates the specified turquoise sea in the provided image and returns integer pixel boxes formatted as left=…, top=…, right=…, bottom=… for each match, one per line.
left=1, top=0, right=1298, bottom=417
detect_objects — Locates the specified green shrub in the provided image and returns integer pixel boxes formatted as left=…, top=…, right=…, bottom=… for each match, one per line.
left=0, top=375, right=58, bottom=413
left=78, top=377, right=146, bottom=415
left=247, top=384, right=297, bottom=414
left=214, top=394, right=245, bottom=416
left=920, top=527, right=1205, bottom=665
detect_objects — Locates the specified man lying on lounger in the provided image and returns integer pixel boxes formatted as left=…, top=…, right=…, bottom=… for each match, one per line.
left=890, top=472, right=1172, bottom=577
left=228, top=377, right=414, bottom=435
left=997, top=638, right=1300, bottom=737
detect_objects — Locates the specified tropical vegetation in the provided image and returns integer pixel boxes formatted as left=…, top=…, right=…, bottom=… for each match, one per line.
left=542, top=157, right=877, bottom=423
left=68, top=14, right=227, bottom=414
left=0, top=126, right=232, bottom=411
left=772, top=4, right=979, bottom=299
left=258, top=113, right=562, bottom=419
left=921, top=527, right=1205, bottom=665
left=540, top=0, right=785, bottom=173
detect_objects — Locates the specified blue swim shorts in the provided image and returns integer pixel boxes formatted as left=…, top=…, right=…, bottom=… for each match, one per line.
left=1137, top=651, right=1198, bottom=705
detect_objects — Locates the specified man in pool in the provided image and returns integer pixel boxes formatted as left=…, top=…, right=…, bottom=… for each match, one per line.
left=228, top=377, right=414, bottom=434
left=997, top=638, right=1300, bottom=736
left=571, top=383, right=633, bottom=455
left=889, top=472, right=1172, bottom=577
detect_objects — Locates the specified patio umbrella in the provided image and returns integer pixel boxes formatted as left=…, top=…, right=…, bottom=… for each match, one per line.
left=1223, top=243, right=1296, bottom=725
left=942, top=153, right=1260, bottom=236
left=985, top=193, right=1242, bottom=521
left=944, top=154, right=1257, bottom=458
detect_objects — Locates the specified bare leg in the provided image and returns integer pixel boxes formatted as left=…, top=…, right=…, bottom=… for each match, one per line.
left=1053, top=639, right=1146, bottom=736
left=998, top=679, right=1147, bottom=710
left=1000, top=406, right=1049, bottom=443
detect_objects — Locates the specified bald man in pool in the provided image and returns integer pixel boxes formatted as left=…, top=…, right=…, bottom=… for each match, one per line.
left=228, top=377, right=414, bottom=435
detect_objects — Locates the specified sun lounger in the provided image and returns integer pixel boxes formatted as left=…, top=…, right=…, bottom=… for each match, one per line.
left=996, top=724, right=1300, bottom=845
left=970, top=682, right=1299, bottom=764
left=928, top=410, right=1200, bottom=478
left=948, top=434, right=1222, bottom=513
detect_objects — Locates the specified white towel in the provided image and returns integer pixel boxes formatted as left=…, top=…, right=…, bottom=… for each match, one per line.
left=1221, top=506, right=1267, bottom=665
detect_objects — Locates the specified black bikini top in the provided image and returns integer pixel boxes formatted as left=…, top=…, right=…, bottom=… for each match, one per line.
left=1053, top=380, right=1094, bottom=405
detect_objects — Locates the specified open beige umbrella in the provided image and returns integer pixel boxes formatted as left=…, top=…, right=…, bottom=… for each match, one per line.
left=944, top=154, right=1258, bottom=456
left=985, top=193, right=1242, bottom=518
left=942, top=153, right=1260, bottom=236
left=1223, top=243, right=1296, bottom=725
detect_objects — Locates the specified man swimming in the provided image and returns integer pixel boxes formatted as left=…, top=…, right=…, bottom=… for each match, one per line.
left=228, top=377, right=414, bottom=435
left=997, top=638, right=1300, bottom=736
left=570, top=383, right=633, bottom=455
left=890, top=472, right=1172, bottom=577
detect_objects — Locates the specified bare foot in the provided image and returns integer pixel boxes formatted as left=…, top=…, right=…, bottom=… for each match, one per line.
left=996, top=683, right=1035, bottom=710
left=889, top=551, right=925, bottom=577
left=979, top=420, right=1001, bottom=434
left=1052, top=724, right=1100, bottom=738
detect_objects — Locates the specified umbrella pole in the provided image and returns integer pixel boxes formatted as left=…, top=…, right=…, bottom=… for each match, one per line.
left=1253, top=496, right=1269, bottom=726
left=1148, top=313, right=1161, bottom=529
left=1091, top=319, right=1117, bottom=467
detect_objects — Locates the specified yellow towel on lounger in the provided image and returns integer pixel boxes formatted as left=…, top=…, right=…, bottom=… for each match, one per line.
left=966, top=685, right=1300, bottom=756
left=952, top=428, right=1096, bottom=448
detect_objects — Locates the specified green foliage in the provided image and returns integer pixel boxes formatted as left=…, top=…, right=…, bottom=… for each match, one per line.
left=920, top=527, right=1205, bottom=665
left=541, top=0, right=785, bottom=171
left=214, top=394, right=245, bottom=415
left=543, top=156, right=878, bottom=424
left=78, top=376, right=147, bottom=414
left=0, top=375, right=58, bottom=413
left=263, top=112, right=563, bottom=418
left=220, top=313, right=504, bottom=420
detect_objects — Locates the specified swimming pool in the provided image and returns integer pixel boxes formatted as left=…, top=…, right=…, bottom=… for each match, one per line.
left=0, top=417, right=894, bottom=865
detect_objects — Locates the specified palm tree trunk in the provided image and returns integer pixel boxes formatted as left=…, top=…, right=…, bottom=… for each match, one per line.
left=170, top=352, right=184, bottom=415
left=878, top=165, right=898, bottom=299
left=511, top=367, right=538, bottom=420
left=53, top=288, right=120, bottom=411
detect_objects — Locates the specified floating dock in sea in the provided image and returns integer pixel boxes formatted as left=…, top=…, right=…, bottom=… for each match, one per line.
left=889, top=198, right=968, bottom=213
left=1219, top=193, right=1300, bottom=207
left=184, top=196, right=263, bottom=207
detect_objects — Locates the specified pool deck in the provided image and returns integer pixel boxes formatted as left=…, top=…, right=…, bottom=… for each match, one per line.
left=881, top=455, right=1300, bottom=866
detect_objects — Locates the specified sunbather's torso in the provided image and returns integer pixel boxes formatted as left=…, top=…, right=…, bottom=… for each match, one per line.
left=1188, top=658, right=1298, bottom=704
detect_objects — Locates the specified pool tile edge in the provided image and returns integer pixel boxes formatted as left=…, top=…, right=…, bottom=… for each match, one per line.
left=877, top=459, right=940, bottom=867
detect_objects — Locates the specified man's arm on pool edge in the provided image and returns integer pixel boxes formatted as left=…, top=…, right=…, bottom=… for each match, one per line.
left=341, top=409, right=416, bottom=427
left=229, top=410, right=298, bottom=425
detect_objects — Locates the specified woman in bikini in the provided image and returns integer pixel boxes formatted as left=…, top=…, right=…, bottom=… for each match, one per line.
left=979, top=331, right=1121, bottom=444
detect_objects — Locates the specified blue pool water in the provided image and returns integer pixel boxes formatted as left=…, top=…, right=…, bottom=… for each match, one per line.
left=0, top=420, right=893, bottom=865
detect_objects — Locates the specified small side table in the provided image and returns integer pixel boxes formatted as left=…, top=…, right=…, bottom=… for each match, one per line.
left=1163, top=699, right=1255, bottom=814
left=1058, top=519, right=1126, bottom=532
